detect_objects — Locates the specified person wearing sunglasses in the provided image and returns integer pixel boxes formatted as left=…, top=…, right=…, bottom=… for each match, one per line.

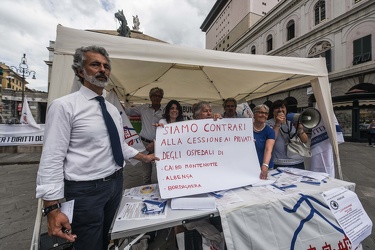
left=253, top=104, right=275, bottom=179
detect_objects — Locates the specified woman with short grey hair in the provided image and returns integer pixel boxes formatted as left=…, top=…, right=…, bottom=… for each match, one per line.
left=253, top=104, right=275, bottom=179
left=192, top=101, right=222, bottom=120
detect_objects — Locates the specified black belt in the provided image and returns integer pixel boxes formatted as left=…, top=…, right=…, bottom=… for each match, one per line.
left=102, top=168, right=123, bottom=181
left=140, top=136, right=153, bottom=143
left=65, top=168, right=123, bottom=183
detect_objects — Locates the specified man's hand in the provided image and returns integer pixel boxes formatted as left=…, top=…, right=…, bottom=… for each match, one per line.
left=46, top=208, right=77, bottom=242
left=145, top=141, right=154, bottom=153
left=133, top=152, right=160, bottom=163
left=153, top=123, right=165, bottom=128
left=142, top=153, right=160, bottom=163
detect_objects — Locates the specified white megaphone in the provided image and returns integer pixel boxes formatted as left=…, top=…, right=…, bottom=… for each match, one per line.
left=286, top=108, right=321, bottom=129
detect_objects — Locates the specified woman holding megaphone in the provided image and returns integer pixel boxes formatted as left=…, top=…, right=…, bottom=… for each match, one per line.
left=266, top=100, right=309, bottom=169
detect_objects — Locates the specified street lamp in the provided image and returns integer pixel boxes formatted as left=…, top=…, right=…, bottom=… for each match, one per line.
left=10, top=53, right=36, bottom=109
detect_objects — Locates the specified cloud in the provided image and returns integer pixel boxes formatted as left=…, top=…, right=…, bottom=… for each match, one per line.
left=0, top=0, right=215, bottom=92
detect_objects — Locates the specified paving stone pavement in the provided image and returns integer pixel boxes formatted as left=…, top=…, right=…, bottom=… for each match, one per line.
left=0, top=142, right=374, bottom=249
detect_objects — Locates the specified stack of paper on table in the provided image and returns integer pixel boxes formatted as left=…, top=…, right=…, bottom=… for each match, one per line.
left=171, top=194, right=216, bottom=210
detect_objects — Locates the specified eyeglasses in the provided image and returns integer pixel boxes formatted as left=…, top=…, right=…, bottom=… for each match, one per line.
left=225, top=105, right=236, bottom=108
left=256, top=111, right=269, bottom=115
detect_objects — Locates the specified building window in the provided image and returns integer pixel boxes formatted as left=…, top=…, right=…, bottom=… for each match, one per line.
left=287, top=20, right=295, bottom=41
left=308, top=41, right=332, bottom=72
left=354, top=0, right=362, bottom=3
left=353, top=35, right=372, bottom=65
left=267, top=35, right=273, bottom=52
left=314, top=0, right=326, bottom=25
left=251, top=46, right=256, bottom=54
left=325, top=49, right=332, bottom=72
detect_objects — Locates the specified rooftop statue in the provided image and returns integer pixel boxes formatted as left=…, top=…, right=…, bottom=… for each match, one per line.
left=115, top=10, right=131, bottom=37
left=132, top=15, right=140, bottom=31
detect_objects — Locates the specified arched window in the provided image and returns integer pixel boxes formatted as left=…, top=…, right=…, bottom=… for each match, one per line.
left=308, top=41, right=332, bottom=72
left=251, top=46, right=256, bottom=54
left=314, top=0, right=326, bottom=25
left=287, top=20, right=295, bottom=41
left=266, top=35, right=273, bottom=52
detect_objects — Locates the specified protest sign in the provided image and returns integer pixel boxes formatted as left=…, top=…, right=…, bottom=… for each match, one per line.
left=0, top=124, right=45, bottom=146
left=155, top=118, right=260, bottom=199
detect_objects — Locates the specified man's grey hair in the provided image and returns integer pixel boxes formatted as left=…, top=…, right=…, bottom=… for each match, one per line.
left=149, top=87, right=164, bottom=98
left=72, top=45, right=111, bottom=84
left=253, top=104, right=269, bottom=113
left=192, top=101, right=211, bottom=119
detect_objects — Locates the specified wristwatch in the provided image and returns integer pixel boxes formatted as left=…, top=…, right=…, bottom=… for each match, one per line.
left=42, top=203, right=61, bottom=216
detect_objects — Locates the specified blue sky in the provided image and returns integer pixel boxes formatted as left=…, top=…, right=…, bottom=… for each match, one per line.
left=0, top=0, right=215, bottom=92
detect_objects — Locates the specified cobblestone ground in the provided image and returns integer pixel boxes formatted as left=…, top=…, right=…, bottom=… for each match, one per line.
left=0, top=142, right=374, bottom=249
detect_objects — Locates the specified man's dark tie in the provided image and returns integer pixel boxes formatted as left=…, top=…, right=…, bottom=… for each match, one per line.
left=95, top=96, right=124, bottom=167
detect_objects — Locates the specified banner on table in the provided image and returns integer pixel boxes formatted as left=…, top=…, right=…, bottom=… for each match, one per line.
left=220, top=191, right=352, bottom=250
left=155, top=118, right=260, bottom=199
left=0, top=124, right=45, bottom=146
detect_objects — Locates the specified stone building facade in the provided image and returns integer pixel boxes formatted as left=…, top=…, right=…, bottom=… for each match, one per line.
left=202, top=0, right=375, bottom=141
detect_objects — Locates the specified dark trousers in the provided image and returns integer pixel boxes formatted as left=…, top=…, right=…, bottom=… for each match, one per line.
left=64, top=174, right=123, bottom=250
left=368, top=132, right=375, bottom=145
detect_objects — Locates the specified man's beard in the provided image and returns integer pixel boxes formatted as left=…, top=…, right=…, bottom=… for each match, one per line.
left=83, top=70, right=109, bottom=88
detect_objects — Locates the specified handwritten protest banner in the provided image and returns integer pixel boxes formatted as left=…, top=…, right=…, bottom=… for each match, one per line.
left=155, top=118, right=260, bottom=199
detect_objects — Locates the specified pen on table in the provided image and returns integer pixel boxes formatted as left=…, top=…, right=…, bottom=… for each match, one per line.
left=280, top=184, right=297, bottom=190
left=300, top=180, right=321, bottom=185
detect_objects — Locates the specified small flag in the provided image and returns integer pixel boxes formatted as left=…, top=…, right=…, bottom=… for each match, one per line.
left=20, top=96, right=40, bottom=129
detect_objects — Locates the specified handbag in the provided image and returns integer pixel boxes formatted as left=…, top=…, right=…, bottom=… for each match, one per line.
left=281, top=121, right=311, bottom=159
left=286, top=135, right=311, bottom=159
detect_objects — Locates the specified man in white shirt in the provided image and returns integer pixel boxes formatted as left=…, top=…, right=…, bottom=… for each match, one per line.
left=36, top=45, right=158, bottom=250
left=125, top=87, right=164, bottom=184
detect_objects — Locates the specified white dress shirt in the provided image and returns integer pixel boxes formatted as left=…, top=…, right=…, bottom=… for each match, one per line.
left=125, top=104, right=164, bottom=141
left=36, top=86, right=139, bottom=201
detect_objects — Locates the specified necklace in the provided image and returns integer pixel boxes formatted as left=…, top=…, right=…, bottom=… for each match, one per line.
left=253, top=123, right=265, bottom=132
